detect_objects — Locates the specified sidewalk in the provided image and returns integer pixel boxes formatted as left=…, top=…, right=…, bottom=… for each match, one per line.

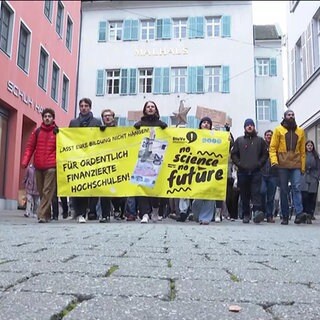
left=1, top=209, right=320, bottom=319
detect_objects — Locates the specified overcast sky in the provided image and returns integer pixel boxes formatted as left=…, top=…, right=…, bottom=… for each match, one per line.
left=252, top=1, right=287, bottom=34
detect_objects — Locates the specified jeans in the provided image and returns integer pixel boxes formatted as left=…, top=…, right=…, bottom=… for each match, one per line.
left=192, top=200, right=215, bottom=223
left=278, top=168, right=303, bottom=217
left=237, top=171, right=262, bottom=219
left=260, top=175, right=278, bottom=218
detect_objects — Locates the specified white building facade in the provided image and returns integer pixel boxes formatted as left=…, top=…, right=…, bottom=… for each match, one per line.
left=79, top=1, right=256, bottom=138
left=286, top=1, right=320, bottom=149
left=254, top=25, right=284, bottom=136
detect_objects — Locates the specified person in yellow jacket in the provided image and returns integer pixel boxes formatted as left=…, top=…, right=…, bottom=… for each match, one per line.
left=269, top=110, right=306, bottom=225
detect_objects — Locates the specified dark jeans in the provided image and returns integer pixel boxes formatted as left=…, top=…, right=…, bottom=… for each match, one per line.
left=137, top=197, right=161, bottom=218
left=226, top=178, right=239, bottom=219
left=100, top=197, right=112, bottom=219
left=260, top=175, right=278, bottom=218
left=112, top=197, right=126, bottom=216
left=302, top=191, right=317, bottom=215
left=237, top=171, right=262, bottom=219
left=52, top=196, right=68, bottom=219
left=72, top=197, right=99, bottom=218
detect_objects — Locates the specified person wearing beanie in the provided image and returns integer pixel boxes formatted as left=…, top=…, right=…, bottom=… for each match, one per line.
left=269, top=109, right=306, bottom=225
left=199, top=116, right=213, bottom=130
left=231, top=118, right=268, bottom=224
left=21, top=108, right=59, bottom=223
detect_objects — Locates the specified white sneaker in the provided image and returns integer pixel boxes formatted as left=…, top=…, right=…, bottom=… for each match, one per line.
left=152, top=212, right=159, bottom=223
left=215, top=209, right=221, bottom=223
left=141, top=214, right=149, bottom=224
left=78, top=216, right=86, bottom=223
left=158, top=216, right=163, bottom=221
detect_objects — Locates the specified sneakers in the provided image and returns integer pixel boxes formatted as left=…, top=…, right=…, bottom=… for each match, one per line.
left=158, top=216, right=163, bottom=221
left=24, top=213, right=30, bottom=218
left=177, top=212, right=188, bottom=222
left=253, top=211, right=264, bottom=224
left=306, top=214, right=312, bottom=224
left=294, top=213, right=306, bottom=224
left=141, top=214, right=149, bottom=224
left=38, top=219, right=46, bottom=223
left=215, top=209, right=222, bottom=223
left=281, top=216, right=289, bottom=225
left=99, top=217, right=109, bottom=223
left=78, top=216, right=86, bottom=223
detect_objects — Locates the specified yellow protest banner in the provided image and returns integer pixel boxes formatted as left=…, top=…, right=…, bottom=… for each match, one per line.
left=57, top=127, right=230, bottom=200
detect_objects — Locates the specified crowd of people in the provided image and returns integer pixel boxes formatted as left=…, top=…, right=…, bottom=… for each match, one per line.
left=21, top=98, right=319, bottom=225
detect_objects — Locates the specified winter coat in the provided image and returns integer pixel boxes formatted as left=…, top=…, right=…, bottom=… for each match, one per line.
left=22, top=122, right=57, bottom=170
left=231, top=132, right=269, bottom=173
left=24, top=164, right=39, bottom=195
left=134, top=115, right=167, bottom=129
left=69, top=112, right=101, bottom=127
left=269, top=122, right=306, bottom=171
left=300, top=152, right=320, bottom=193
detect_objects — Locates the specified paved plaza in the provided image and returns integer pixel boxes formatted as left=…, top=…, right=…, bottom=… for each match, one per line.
left=0, top=210, right=320, bottom=320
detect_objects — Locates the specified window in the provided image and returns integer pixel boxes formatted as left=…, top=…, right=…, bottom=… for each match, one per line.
left=61, top=75, right=69, bottom=111
left=206, top=17, right=221, bottom=37
left=256, top=58, right=269, bottom=76
left=51, top=62, right=60, bottom=101
left=0, top=1, right=14, bottom=55
left=205, top=66, right=221, bottom=92
left=141, top=20, right=155, bottom=40
left=173, top=18, right=187, bottom=39
left=44, top=0, right=53, bottom=22
left=171, top=67, right=187, bottom=93
left=65, top=16, right=73, bottom=51
left=56, top=1, right=64, bottom=37
left=106, top=70, right=120, bottom=94
left=38, top=47, right=48, bottom=90
left=17, top=22, right=31, bottom=72
left=256, top=99, right=277, bottom=121
left=109, top=21, right=122, bottom=41
left=139, top=68, right=153, bottom=93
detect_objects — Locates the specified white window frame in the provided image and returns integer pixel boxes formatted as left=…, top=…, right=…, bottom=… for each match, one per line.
left=38, top=46, right=49, bottom=91
left=0, top=1, right=14, bottom=57
left=61, top=73, right=69, bottom=111
left=106, top=69, right=120, bottom=94
left=173, top=18, right=187, bottom=39
left=55, top=1, right=64, bottom=37
left=256, top=58, right=270, bottom=76
left=171, top=67, right=187, bottom=93
left=139, top=68, right=153, bottom=93
left=256, top=99, right=270, bottom=121
left=206, top=17, right=221, bottom=38
left=141, top=20, right=155, bottom=40
left=109, top=21, right=122, bottom=41
left=17, top=20, right=31, bottom=74
left=205, top=66, right=221, bottom=92
left=65, top=15, right=73, bottom=51
left=51, top=61, right=60, bottom=102
left=44, top=0, right=53, bottom=22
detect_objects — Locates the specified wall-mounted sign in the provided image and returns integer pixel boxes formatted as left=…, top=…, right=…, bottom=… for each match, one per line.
left=135, top=47, right=188, bottom=56
left=7, top=81, right=44, bottom=114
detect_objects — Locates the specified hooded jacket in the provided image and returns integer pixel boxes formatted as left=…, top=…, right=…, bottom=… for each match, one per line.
left=269, top=120, right=305, bottom=171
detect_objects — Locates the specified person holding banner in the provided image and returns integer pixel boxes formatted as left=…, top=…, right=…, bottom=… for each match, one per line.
left=231, top=118, right=269, bottom=224
left=133, top=100, right=168, bottom=223
left=191, top=117, right=216, bottom=225
left=69, top=98, right=101, bottom=223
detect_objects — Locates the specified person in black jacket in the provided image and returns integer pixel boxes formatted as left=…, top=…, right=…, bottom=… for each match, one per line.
left=231, top=118, right=268, bottom=223
left=134, top=100, right=167, bottom=223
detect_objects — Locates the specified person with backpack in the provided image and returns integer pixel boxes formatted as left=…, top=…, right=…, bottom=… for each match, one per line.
left=21, top=108, right=58, bottom=223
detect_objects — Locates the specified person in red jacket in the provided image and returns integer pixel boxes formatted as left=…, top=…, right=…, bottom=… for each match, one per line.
left=21, top=108, right=58, bottom=223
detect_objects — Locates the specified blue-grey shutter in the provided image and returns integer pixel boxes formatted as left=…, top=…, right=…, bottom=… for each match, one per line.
left=123, top=20, right=131, bottom=41
left=98, top=21, right=107, bottom=41
left=162, top=18, right=171, bottom=39
left=160, top=116, right=169, bottom=124
left=270, top=99, right=277, bottom=121
left=221, top=65, right=230, bottom=93
left=196, top=66, right=204, bottom=93
left=188, top=67, right=197, bottom=93
left=120, top=69, right=128, bottom=94
left=131, top=20, right=139, bottom=40
left=129, top=68, right=137, bottom=94
left=196, top=17, right=204, bottom=38
left=162, top=67, right=170, bottom=93
left=156, top=19, right=162, bottom=39
left=221, top=16, right=231, bottom=37
left=153, top=68, right=162, bottom=94
left=96, top=69, right=105, bottom=96
left=269, top=58, right=277, bottom=76
left=188, top=17, right=204, bottom=38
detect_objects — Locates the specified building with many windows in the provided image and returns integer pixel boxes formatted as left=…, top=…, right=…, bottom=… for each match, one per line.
left=79, top=1, right=256, bottom=137
left=0, top=0, right=81, bottom=209
left=286, top=1, right=320, bottom=151
left=254, top=24, right=284, bottom=135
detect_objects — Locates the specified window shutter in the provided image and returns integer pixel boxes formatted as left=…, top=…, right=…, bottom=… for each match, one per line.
left=188, top=17, right=196, bottom=39
left=270, top=99, right=277, bottom=121
left=129, top=68, right=137, bottom=94
left=269, top=58, right=277, bottom=76
left=98, top=21, right=107, bottom=41
left=188, top=67, right=197, bottom=93
left=196, top=17, right=204, bottom=38
left=96, top=69, right=105, bottom=96
left=131, top=20, right=139, bottom=40
left=221, top=16, right=231, bottom=37
left=123, top=20, right=131, bottom=41
left=160, top=116, right=169, bottom=124
left=221, top=65, right=230, bottom=93
left=162, top=18, right=172, bottom=39
left=120, top=69, right=128, bottom=94
left=156, top=19, right=163, bottom=39
left=162, top=67, right=170, bottom=93
left=188, top=17, right=204, bottom=38
left=153, top=68, right=162, bottom=94
left=196, top=66, right=204, bottom=93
